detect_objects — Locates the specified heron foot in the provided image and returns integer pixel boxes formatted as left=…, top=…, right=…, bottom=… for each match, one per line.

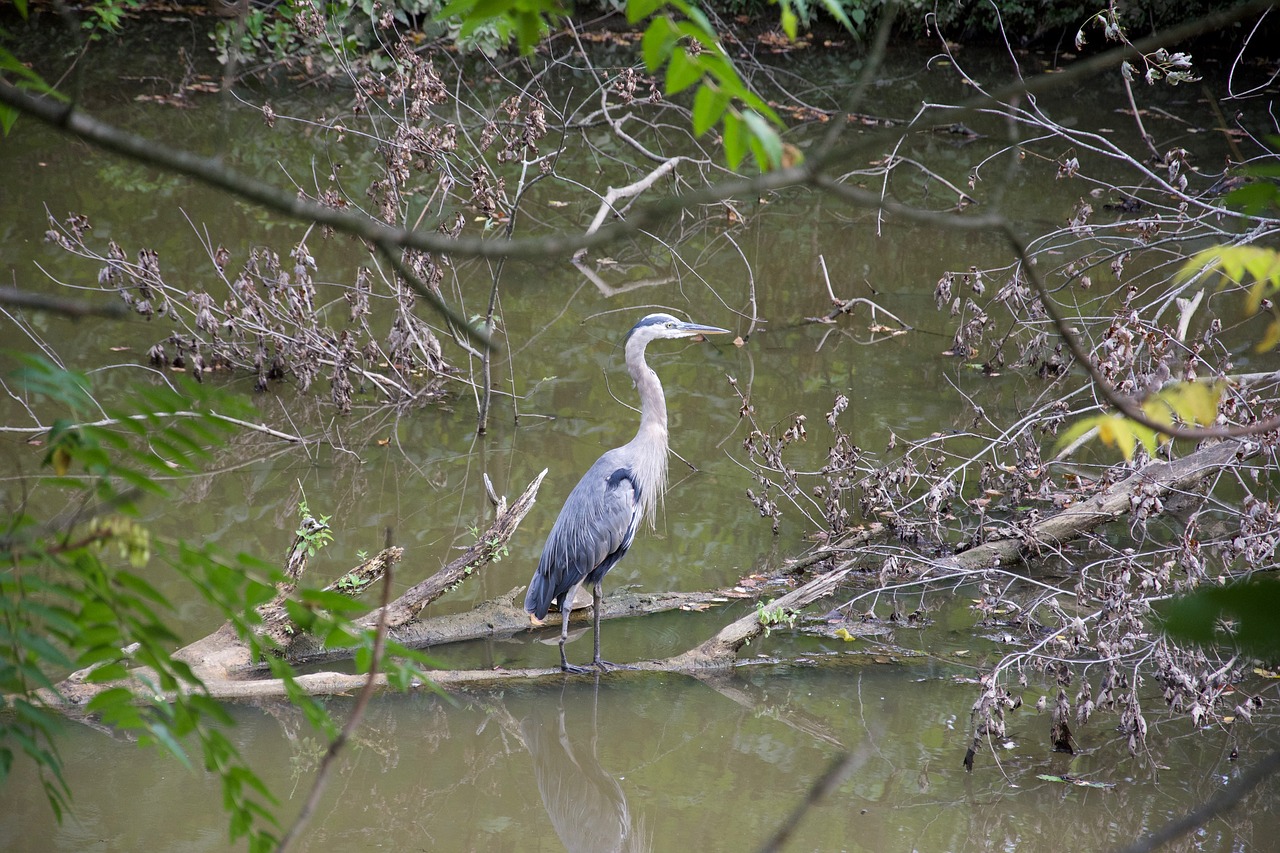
left=592, top=658, right=638, bottom=672
left=560, top=662, right=596, bottom=675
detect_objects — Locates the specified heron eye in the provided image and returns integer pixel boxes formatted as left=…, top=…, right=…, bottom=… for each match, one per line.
left=666, top=321, right=676, bottom=328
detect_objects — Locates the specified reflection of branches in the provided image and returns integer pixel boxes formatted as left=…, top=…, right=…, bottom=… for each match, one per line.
left=0, top=286, right=128, bottom=319
left=0, top=409, right=308, bottom=444
left=276, top=555, right=395, bottom=852
left=1114, top=748, right=1280, bottom=853
left=4, top=1, right=1267, bottom=272
left=572, top=257, right=677, bottom=297
left=759, top=751, right=859, bottom=853
left=577, top=156, right=691, bottom=247
left=806, top=254, right=912, bottom=339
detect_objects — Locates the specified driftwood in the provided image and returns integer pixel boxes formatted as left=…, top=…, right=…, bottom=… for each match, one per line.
left=51, top=472, right=545, bottom=706
left=237, top=586, right=734, bottom=673
left=938, top=438, right=1255, bottom=572
left=42, top=439, right=1257, bottom=704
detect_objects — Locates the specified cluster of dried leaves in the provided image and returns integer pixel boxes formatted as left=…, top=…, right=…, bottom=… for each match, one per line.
left=47, top=213, right=449, bottom=411
left=42, top=33, right=568, bottom=416
left=742, top=136, right=1280, bottom=765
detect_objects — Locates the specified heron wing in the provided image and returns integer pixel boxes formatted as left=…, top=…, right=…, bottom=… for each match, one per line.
left=525, top=450, right=642, bottom=618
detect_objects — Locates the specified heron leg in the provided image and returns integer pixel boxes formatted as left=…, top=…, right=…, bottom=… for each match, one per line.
left=557, top=581, right=593, bottom=675
left=591, top=581, right=636, bottom=671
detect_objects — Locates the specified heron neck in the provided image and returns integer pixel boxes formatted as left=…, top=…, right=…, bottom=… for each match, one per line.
left=627, top=338, right=668, bottom=433
left=626, top=337, right=670, bottom=527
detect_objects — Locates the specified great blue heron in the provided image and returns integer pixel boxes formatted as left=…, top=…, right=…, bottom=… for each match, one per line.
left=525, top=313, right=731, bottom=673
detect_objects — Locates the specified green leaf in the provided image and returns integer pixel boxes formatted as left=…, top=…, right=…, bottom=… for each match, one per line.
left=0, top=106, right=18, bottom=136
left=438, top=0, right=479, bottom=18
left=514, top=10, right=543, bottom=54
left=84, top=686, right=137, bottom=714
left=681, top=3, right=715, bottom=38
left=115, top=571, right=170, bottom=607
left=722, top=111, right=746, bottom=170
left=665, top=46, right=703, bottom=95
left=1160, top=577, right=1280, bottom=657
left=1104, top=416, right=1137, bottom=461
left=817, top=0, right=857, bottom=33
left=741, top=109, right=784, bottom=170
left=144, top=721, right=193, bottom=770
left=1257, top=317, right=1280, bottom=353
left=17, top=632, right=74, bottom=671
left=84, top=663, right=131, bottom=683
left=692, top=83, right=730, bottom=136
left=641, top=18, right=677, bottom=72
left=780, top=5, right=798, bottom=40
left=1050, top=415, right=1101, bottom=458
left=672, top=18, right=720, bottom=52
left=1225, top=181, right=1279, bottom=216
left=626, top=0, right=666, bottom=24
left=0, top=48, right=58, bottom=94
left=1130, top=421, right=1159, bottom=459
left=297, top=588, right=367, bottom=613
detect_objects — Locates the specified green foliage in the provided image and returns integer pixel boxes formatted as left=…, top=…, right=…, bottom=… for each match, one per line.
left=1160, top=577, right=1280, bottom=659
left=439, top=0, right=565, bottom=53
left=332, top=570, right=370, bottom=593
left=0, top=356, right=427, bottom=850
left=80, top=0, right=145, bottom=36
left=1218, top=147, right=1280, bottom=216
left=213, top=1, right=312, bottom=65
left=755, top=598, right=798, bottom=637
left=631, top=0, right=797, bottom=170
left=777, top=0, right=866, bottom=37
left=214, top=0, right=515, bottom=66
left=1179, top=246, right=1280, bottom=352
left=1052, top=381, right=1224, bottom=461
left=1, top=357, right=279, bottom=846
left=295, top=500, right=334, bottom=556
left=209, top=0, right=824, bottom=171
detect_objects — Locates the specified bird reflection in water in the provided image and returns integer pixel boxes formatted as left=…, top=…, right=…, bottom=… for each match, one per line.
left=521, top=681, right=650, bottom=852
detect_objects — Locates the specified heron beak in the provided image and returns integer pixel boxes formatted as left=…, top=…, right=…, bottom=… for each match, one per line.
left=681, top=322, right=733, bottom=341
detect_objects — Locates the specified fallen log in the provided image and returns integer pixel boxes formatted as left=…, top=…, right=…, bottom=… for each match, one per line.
left=43, top=440, right=1259, bottom=704
left=49, top=471, right=547, bottom=706
left=228, top=586, right=737, bottom=674
left=937, top=438, right=1257, bottom=572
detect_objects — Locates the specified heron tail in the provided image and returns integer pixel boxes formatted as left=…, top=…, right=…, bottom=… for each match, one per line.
left=524, top=566, right=553, bottom=619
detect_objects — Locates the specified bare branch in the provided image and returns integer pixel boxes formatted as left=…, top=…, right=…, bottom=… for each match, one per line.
left=0, top=286, right=129, bottom=319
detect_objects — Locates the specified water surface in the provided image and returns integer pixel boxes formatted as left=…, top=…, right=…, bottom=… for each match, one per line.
left=1, top=17, right=1278, bottom=851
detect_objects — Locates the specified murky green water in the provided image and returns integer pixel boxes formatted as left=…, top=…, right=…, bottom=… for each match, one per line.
left=3, top=15, right=1279, bottom=851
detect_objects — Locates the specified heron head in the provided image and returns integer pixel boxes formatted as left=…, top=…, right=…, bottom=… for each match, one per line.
left=624, top=313, right=732, bottom=345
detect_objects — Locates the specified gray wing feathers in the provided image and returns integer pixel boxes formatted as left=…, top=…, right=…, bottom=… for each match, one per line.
left=525, top=452, right=642, bottom=618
